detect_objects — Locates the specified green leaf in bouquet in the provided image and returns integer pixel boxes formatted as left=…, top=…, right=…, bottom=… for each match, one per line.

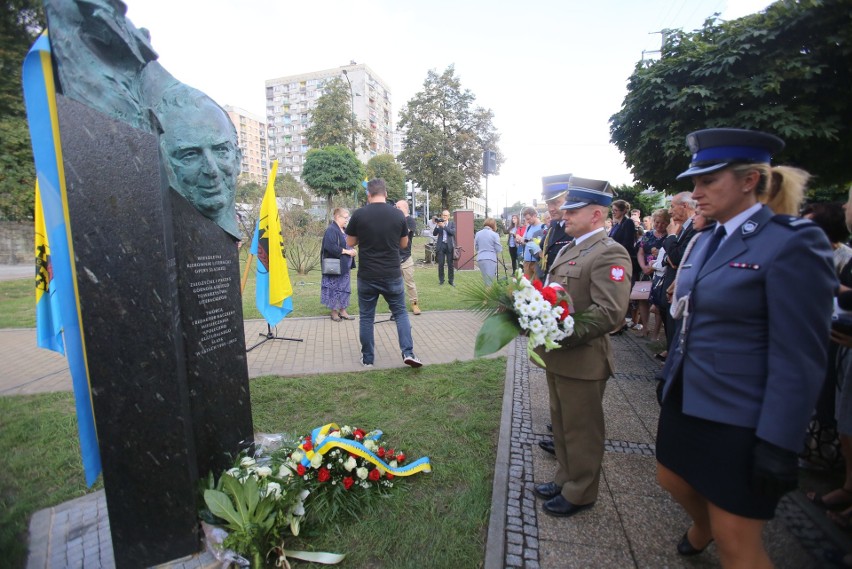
left=204, top=489, right=244, bottom=530
left=222, top=475, right=251, bottom=525
left=244, top=475, right=260, bottom=517
left=474, top=312, right=521, bottom=357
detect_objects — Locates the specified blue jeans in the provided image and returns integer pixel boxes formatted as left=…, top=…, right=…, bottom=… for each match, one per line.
left=357, top=277, right=414, bottom=364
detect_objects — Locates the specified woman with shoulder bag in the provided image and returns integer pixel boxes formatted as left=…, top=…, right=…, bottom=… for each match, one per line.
left=321, top=208, right=357, bottom=321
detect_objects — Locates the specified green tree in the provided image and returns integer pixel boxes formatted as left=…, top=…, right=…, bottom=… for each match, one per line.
left=611, top=184, right=665, bottom=218
left=0, top=1, right=45, bottom=221
left=609, top=0, right=852, bottom=192
left=305, top=77, right=372, bottom=153
left=274, top=172, right=310, bottom=208
left=365, top=154, right=406, bottom=202
left=302, top=145, right=364, bottom=218
left=398, top=65, right=502, bottom=212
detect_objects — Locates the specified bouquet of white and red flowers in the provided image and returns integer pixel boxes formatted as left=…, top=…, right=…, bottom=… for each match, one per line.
left=464, top=270, right=586, bottom=366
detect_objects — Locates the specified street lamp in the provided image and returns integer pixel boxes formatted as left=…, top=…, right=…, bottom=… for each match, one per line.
left=341, top=69, right=356, bottom=152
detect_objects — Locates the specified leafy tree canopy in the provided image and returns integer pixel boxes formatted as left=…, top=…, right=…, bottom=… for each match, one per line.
left=365, top=154, right=406, bottom=203
left=0, top=1, right=45, bottom=221
left=398, top=65, right=502, bottom=211
left=305, top=77, right=372, bottom=153
left=611, top=184, right=666, bottom=218
left=301, top=145, right=364, bottom=217
left=610, top=0, right=852, bottom=193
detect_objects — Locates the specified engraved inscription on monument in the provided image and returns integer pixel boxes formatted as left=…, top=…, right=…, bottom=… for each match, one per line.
left=188, top=255, right=237, bottom=356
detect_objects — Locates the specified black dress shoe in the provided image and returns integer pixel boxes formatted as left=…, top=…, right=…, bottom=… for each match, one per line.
left=538, top=439, right=555, bottom=455
left=533, top=482, right=562, bottom=500
left=542, top=495, right=594, bottom=518
left=676, top=530, right=713, bottom=556
left=609, top=325, right=627, bottom=337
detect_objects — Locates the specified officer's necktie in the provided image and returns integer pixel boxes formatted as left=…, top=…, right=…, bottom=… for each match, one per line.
left=701, top=226, right=727, bottom=268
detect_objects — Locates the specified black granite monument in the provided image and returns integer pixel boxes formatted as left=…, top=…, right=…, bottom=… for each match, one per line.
left=56, top=94, right=253, bottom=567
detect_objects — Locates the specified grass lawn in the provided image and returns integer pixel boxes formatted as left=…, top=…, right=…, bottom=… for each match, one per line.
left=0, top=357, right=506, bottom=569
left=1, top=235, right=516, bottom=327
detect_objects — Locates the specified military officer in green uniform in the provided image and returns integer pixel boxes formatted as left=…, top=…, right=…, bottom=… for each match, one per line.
left=532, top=176, right=632, bottom=518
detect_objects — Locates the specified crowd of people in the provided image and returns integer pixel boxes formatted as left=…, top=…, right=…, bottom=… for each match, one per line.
left=329, top=127, right=851, bottom=565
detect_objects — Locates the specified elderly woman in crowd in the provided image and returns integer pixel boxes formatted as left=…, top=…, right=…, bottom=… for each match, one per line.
left=474, top=217, right=503, bottom=285
left=321, top=208, right=357, bottom=321
left=656, top=128, right=836, bottom=568
left=633, top=209, right=670, bottom=337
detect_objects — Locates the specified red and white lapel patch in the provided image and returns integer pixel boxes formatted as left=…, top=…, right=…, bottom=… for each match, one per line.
left=610, top=266, right=626, bottom=282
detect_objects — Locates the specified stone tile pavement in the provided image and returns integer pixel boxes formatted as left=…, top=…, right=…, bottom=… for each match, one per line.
left=2, top=292, right=851, bottom=566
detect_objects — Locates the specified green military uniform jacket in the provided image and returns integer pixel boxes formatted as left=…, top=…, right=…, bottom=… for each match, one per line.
left=534, top=230, right=632, bottom=379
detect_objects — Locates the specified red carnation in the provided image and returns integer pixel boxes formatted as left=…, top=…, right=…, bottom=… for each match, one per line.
left=368, top=468, right=381, bottom=481
left=353, top=429, right=366, bottom=440
left=558, top=300, right=571, bottom=320
left=302, top=441, right=313, bottom=451
left=386, top=472, right=394, bottom=480
left=377, top=447, right=385, bottom=458
left=541, top=287, right=557, bottom=305
left=343, top=476, right=354, bottom=490
left=296, top=464, right=306, bottom=476
left=396, top=453, right=406, bottom=463
left=532, top=279, right=544, bottom=291
left=318, top=467, right=330, bottom=483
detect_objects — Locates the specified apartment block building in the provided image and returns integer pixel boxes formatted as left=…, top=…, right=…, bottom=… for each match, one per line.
left=224, top=105, right=268, bottom=185
left=265, top=63, right=393, bottom=181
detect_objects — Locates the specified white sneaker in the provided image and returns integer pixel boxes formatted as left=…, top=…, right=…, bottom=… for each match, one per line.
left=403, top=354, right=423, bottom=368
left=360, top=357, right=374, bottom=368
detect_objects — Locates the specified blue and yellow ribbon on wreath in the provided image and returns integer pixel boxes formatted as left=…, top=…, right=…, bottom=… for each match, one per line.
left=298, top=423, right=432, bottom=477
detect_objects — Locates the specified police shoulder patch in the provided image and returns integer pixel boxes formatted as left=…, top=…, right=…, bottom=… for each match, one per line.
left=771, top=215, right=815, bottom=230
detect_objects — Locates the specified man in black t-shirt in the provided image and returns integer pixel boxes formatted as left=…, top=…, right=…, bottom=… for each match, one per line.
left=346, top=179, right=423, bottom=368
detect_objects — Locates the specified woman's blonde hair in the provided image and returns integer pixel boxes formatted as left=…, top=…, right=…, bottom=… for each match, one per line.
left=483, top=218, right=497, bottom=230
left=332, top=207, right=349, bottom=219
left=651, top=208, right=671, bottom=225
left=730, top=163, right=810, bottom=216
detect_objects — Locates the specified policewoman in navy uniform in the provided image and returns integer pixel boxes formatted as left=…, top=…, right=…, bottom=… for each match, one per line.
left=656, top=128, right=836, bottom=567
left=532, top=176, right=632, bottom=518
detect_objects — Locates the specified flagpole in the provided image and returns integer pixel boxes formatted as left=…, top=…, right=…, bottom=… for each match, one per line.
left=241, top=253, right=254, bottom=294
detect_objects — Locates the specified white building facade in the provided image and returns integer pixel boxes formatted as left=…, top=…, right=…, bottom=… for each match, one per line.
left=265, top=63, right=393, bottom=181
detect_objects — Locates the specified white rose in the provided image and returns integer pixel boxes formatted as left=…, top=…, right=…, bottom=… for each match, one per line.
left=266, top=482, right=282, bottom=498
left=390, top=460, right=398, bottom=468
left=364, top=439, right=378, bottom=452
left=256, top=466, right=272, bottom=478
left=356, top=467, right=369, bottom=480
left=310, top=453, right=323, bottom=469
left=341, top=425, right=353, bottom=436
left=240, top=457, right=256, bottom=467
left=278, top=464, right=293, bottom=478
left=344, top=457, right=357, bottom=471
left=291, top=450, right=304, bottom=462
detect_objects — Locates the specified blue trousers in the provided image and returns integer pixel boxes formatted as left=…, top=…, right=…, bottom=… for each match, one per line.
left=357, top=277, right=414, bottom=364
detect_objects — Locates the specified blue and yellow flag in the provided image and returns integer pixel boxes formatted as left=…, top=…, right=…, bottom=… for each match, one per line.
left=34, top=180, right=63, bottom=354
left=250, top=161, right=293, bottom=326
left=23, top=33, right=101, bottom=486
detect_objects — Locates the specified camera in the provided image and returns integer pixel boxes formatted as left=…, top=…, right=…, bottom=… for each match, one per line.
left=433, top=216, right=445, bottom=224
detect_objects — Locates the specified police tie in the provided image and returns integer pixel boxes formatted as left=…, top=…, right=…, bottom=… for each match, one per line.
left=701, top=226, right=727, bottom=268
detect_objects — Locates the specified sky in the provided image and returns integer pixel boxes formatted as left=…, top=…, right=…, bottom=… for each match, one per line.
left=125, top=0, right=773, bottom=211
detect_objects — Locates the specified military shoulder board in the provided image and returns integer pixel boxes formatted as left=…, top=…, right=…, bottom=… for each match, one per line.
left=771, top=215, right=815, bottom=230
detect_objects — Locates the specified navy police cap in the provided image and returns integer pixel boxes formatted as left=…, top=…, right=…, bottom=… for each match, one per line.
left=676, top=128, right=785, bottom=180
left=541, top=173, right=572, bottom=202
left=560, top=176, right=613, bottom=210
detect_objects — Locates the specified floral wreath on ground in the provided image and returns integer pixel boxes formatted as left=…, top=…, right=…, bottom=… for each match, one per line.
left=463, top=269, right=589, bottom=366
left=199, top=423, right=431, bottom=568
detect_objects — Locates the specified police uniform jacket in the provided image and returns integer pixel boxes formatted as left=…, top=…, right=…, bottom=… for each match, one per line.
left=537, top=220, right=572, bottom=279
left=536, top=230, right=632, bottom=380
left=662, top=206, right=836, bottom=452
